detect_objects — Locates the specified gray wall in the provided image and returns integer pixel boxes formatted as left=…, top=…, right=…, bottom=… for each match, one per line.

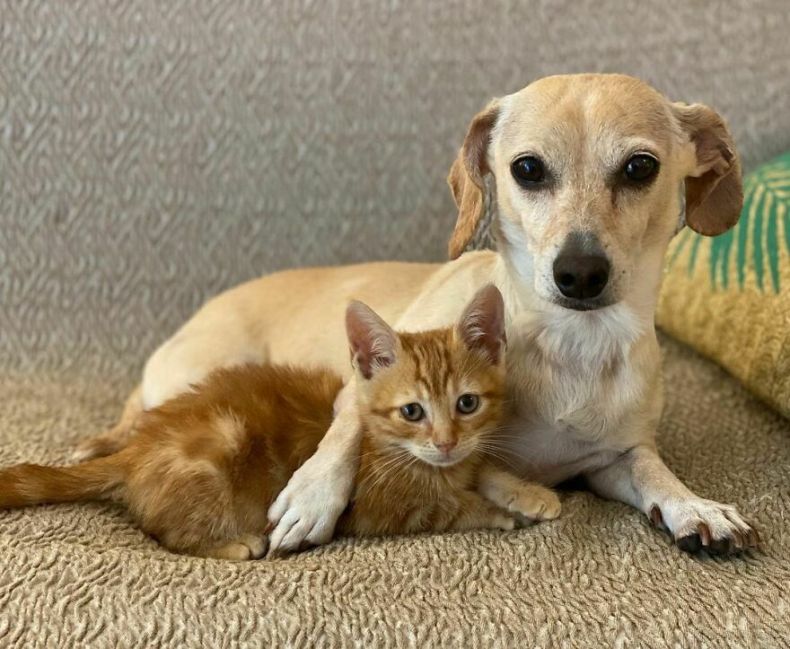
left=2, top=0, right=789, bottom=376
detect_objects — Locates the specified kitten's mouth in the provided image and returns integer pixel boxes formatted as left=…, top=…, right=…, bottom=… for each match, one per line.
left=414, top=447, right=473, bottom=468
left=427, top=455, right=460, bottom=467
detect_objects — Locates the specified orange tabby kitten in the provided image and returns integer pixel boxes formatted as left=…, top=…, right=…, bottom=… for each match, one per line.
left=0, top=285, right=560, bottom=559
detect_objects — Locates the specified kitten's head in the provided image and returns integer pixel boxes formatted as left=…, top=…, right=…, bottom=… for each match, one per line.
left=346, top=285, right=507, bottom=468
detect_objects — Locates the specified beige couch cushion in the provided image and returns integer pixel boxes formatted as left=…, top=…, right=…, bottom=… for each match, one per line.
left=1, top=336, right=787, bottom=647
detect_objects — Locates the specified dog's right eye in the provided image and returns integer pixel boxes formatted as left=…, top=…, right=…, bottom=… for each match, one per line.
left=623, top=153, right=659, bottom=184
left=511, top=156, right=545, bottom=187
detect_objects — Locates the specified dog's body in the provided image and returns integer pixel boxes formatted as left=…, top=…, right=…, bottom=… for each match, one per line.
left=146, top=249, right=653, bottom=487
left=78, top=74, right=756, bottom=555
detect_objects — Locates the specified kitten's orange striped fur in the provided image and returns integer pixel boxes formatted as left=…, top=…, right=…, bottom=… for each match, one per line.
left=0, top=286, right=560, bottom=559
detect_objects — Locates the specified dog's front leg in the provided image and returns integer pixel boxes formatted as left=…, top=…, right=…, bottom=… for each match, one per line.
left=267, top=382, right=361, bottom=553
left=585, top=445, right=758, bottom=555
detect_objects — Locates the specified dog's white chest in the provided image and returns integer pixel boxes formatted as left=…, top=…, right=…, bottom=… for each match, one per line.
left=501, top=308, right=651, bottom=483
left=504, top=370, right=638, bottom=483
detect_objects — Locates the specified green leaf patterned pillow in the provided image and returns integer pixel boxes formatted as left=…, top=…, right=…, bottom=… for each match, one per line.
left=658, top=151, right=790, bottom=418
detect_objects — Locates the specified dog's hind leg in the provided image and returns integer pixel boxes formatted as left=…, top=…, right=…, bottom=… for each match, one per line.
left=72, top=385, right=143, bottom=461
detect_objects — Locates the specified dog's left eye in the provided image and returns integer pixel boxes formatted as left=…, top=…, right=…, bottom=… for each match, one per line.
left=511, top=156, right=546, bottom=186
left=623, top=154, right=659, bottom=183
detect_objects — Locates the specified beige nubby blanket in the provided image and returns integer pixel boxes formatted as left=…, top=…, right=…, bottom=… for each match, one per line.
left=1, top=338, right=788, bottom=647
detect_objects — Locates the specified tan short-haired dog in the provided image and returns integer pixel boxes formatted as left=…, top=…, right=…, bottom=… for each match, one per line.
left=77, top=74, right=756, bottom=555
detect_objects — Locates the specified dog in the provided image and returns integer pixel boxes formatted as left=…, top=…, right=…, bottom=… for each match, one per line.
left=76, top=73, right=756, bottom=556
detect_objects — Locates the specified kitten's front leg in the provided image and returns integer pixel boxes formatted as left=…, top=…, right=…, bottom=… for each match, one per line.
left=450, top=492, right=516, bottom=532
left=203, top=534, right=269, bottom=561
left=477, top=464, right=561, bottom=523
left=267, top=381, right=361, bottom=553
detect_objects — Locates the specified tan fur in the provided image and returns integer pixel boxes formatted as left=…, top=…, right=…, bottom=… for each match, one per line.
left=671, top=102, right=743, bottom=236
left=1, top=289, right=559, bottom=558
left=74, top=74, right=753, bottom=554
left=447, top=99, right=501, bottom=259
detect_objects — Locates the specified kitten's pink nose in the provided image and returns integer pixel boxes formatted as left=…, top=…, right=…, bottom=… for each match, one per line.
left=434, top=440, right=457, bottom=455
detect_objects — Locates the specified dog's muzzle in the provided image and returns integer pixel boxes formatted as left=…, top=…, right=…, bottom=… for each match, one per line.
left=552, top=232, right=611, bottom=310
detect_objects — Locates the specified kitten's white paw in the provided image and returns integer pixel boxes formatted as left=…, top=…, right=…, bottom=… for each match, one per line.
left=70, top=446, right=96, bottom=463
left=209, top=535, right=268, bottom=561
left=71, top=433, right=124, bottom=462
left=239, top=534, right=269, bottom=559
left=507, top=484, right=562, bottom=522
left=650, top=497, right=758, bottom=555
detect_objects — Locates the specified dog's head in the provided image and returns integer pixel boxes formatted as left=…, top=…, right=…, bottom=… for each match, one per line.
left=447, top=74, right=743, bottom=312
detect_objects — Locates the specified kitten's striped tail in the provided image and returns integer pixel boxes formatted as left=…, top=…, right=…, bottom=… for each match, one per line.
left=0, top=453, right=127, bottom=509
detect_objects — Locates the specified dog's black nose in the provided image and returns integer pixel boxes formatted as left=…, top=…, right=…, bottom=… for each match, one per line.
left=553, top=251, right=610, bottom=300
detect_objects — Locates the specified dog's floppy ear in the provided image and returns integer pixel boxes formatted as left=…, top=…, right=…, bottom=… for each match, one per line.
left=673, top=103, right=743, bottom=236
left=447, top=99, right=500, bottom=259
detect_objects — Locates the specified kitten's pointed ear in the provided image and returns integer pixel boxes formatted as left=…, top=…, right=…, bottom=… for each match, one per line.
left=457, top=284, right=506, bottom=364
left=345, top=301, right=399, bottom=379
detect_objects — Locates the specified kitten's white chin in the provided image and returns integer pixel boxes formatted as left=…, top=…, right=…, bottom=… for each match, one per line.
left=409, top=445, right=473, bottom=468
left=424, top=456, right=457, bottom=467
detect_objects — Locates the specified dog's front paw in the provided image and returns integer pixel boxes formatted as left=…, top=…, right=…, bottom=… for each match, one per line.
left=506, top=484, right=562, bottom=523
left=266, top=441, right=355, bottom=554
left=650, top=498, right=758, bottom=556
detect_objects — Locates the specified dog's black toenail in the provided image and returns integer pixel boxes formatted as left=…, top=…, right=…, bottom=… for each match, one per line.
left=709, top=538, right=732, bottom=555
left=677, top=534, right=702, bottom=553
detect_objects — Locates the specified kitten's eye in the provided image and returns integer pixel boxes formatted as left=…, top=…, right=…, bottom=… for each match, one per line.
left=400, top=403, right=425, bottom=422
left=511, top=156, right=546, bottom=187
left=456, top=394, right=480, bottom=415
left=623, top=153, right=659, bottom=184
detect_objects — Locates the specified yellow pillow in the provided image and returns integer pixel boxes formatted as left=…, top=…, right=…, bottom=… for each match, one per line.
left=658, top=151, right=790, bottom=417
